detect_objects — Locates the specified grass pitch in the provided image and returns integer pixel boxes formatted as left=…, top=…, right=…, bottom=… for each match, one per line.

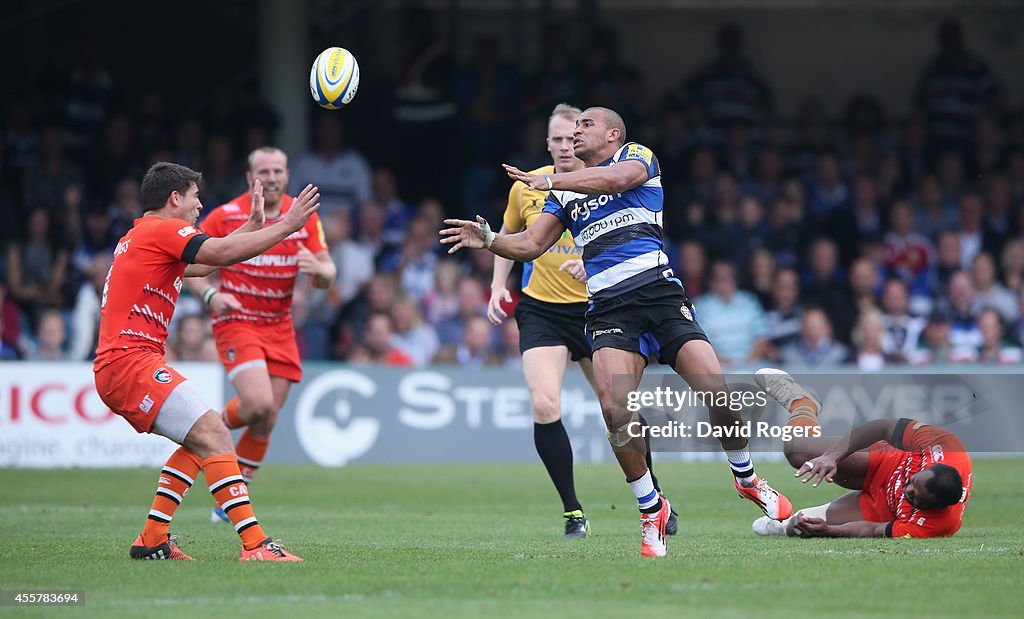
left=1, top=459, right=1021, bottom=618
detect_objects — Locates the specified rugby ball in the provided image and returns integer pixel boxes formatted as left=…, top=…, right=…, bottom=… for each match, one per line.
left=309, top=47, right=360, bottom=109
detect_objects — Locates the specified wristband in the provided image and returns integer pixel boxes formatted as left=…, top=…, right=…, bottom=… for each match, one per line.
left=202, top=286, right=218, bottom=306
left=476, top=219, right=495, bottom=248
left=543, top=174, right=553, bottom=190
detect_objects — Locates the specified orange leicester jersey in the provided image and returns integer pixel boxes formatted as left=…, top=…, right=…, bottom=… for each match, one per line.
left=867, top=419, right=972, bottom=538
left=200, top=192, right=328, bottom=326
left=94, top=216, right=209, bottom=366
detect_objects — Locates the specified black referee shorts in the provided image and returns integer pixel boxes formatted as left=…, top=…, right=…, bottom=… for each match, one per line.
left=513, top=294, right=592, bottom=361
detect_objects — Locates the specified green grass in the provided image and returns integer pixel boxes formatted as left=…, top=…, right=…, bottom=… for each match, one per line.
left=1, top=460, right=1022, bottom=618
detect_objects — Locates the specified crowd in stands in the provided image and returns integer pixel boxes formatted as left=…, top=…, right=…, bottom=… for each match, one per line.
left=2, top=18, right=1024, bottom=370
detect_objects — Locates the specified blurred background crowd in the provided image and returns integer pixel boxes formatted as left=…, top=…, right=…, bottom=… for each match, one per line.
left=2, top=4, right=1024, bottom=371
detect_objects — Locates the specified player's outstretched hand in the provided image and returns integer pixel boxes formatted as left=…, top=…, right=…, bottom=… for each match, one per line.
left=792, top=513, right=829, bottom=537
left=795, top=453, right=839, bottom=487
left=440, top=216, right=492, bottom=254
left=502, top=164, right=548, bottom=191
left=211, top=291, right=242, bottom=315
left=487, top=287, right=512, bottom=325
left=248, top=179, right=266, bottom=229
left=283, top=184, right=320, bottom=232
left=559, top=259, right=586, bottom=282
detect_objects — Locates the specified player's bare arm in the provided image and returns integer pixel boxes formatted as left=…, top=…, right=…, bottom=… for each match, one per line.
left=192, top=183, right=320, bottom=267
left=503, top=160, right=648, bottom=195
left=297, top=246, right=336, bottom=289
left=488, top=223, right=517, bottom=325
left=796, top=419, right=899, bottom=487
left=792, top=514, right=889, bottom=538
left=440, top=212, right=564, bottom=262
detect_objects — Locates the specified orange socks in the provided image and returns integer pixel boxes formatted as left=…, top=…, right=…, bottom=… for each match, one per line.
left=141, top=447, right=202, bottom=547
left=236, top=431, right=270, bottom=482
left=202, top=453, right=268, bottom=550
left=221, top=397, right=245, bottom=429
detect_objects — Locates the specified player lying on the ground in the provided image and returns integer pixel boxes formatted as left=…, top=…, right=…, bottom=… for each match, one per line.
left=753, top=368, right=972, bottom=538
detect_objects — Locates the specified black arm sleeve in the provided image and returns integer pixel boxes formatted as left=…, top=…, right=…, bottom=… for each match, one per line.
left=889, top=418, right=914, bottom=450
left=885, top=521, right=895, bottom=538
left=181, top=234, right=211, bottom=264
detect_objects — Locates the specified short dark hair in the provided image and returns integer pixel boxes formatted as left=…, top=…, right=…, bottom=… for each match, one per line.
left=925, top=463, right=964, bottom=508
left=141, top=162, right=201, bottom=212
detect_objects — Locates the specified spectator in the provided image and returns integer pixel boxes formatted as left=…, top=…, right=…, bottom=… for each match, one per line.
left=829, top=173, right=884, bottom=264
left=806, top=150, right=849, bottom=220
left=880, top=279, right=926, bottom=364
left=914, top=19, right=1003, bottom=151
left=779, top=308, right=849, bottom=368
left=745, top=248, right=775, bottom=310
left=435, top=278, right=488, bottom=347
left=167, top=314, right=218, bottom=362
left=976, top=308, right=1022, bottom=365
left=352, top=312, right=414, bottom=367
left=983, top=174, right=1013, bottom=237
left=106, top=177, right=142, bottom=241
left=22, top=125, right=84, bottom=244
left=745, top=145, right=785, bottom=205
left=422, top=259, right=461, bottom=326
left=394, top=217, right=439, bottom=303
left=373, top=168, right=415, bottom=247
left=324, top=209, right=375, bottom=306
left=852, top=309, right=886, bottom=371
left=924, top=230, right=962, bottom=300
left=390, top=294, right=440, bottom=366
left=1000, top=239, right=1024, bottom=293
left=679, top=23, right=775, bottom=130
left=695, top=261, right=769, bottom=368
left=5, top=208, right=68, bottom=327
left=0, top=309, right=16, bottom=360
left=434, top=314, right=497, bottom=367
left=954, top=192, right=997, bottom=269
left=290, top=114, right=372, bottom=214
left=0, top=279, right=23, bottom=354
left=849, top=257, right=881, bottom=315
left=763, top=194, right=808, bottom=268
left=764, top=267, right=804, bottom=359
left=67, top=254, right=109, bottom=361
left=67, top=209, right=115, bottom=296
left=801, top=238, right=855, bottom=344
left=875, top=150, right=907, bottom=205
left=675, top=240, right=708, bottom=299
left=883, top=200, right=934, bottom=295
left=940, top=271, right=982, bottom=353
left=27, top=309, right=69, bottom=361
left=495, top=319, right=522, bottom=369
left=910, top=310, right=957, bottom=366
left=333, top=273, right=398, bottom=360
left=910, top=174, right=955, bottom=238
left=1009, top=288, right=1024, bottom=347
left=970, top=252, right=1018, bottom=323
left=201, top=135, right=245, bottom=208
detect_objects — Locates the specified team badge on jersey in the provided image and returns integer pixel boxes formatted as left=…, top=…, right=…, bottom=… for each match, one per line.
left=625, top=143, right=653, bottom=165
left=153, top=368, right=172, bottom=384
left=226, top=348, right=236, bottom=363
left=680, top=304, right=693, bottom=321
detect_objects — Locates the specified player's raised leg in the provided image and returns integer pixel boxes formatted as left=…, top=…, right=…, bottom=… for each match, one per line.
left=523, top=346, right=590, bottom=538
left=594, top=347, right=671, bottom=557
left=673, top=341, right=793, bottom=520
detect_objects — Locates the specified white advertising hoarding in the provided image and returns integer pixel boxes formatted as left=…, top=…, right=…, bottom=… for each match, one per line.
left=0, top=362, right=224, bottom=467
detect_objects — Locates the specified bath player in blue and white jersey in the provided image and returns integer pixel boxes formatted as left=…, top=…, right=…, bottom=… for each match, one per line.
left=440, top=107, right=793, bottom=558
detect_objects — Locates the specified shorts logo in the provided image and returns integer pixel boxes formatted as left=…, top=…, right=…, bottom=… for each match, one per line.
left=680, top=304, right=693, bottom=321
left=227, top=348, right=236, bottom=363
left=140, top=394, right=155, bottom=414
left=592, top=327, right=623, bottom=337
left=153, top=368, right=172, bottom=384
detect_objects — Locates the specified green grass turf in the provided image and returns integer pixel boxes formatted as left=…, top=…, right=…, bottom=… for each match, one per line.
left=1, top=459, right=1021, bottom=619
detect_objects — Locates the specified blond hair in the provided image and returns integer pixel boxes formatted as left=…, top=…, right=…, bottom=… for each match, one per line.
left=247, top=146, right=288, bottom=171
left=549, top=103, right=582, bottom=124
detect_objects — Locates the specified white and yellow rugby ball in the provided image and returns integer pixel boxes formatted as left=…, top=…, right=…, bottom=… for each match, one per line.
left=309, top=47, right=360, bottom=109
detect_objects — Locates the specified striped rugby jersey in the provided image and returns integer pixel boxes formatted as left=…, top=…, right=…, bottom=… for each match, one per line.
left=542, top=142, right=668, bottom=301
